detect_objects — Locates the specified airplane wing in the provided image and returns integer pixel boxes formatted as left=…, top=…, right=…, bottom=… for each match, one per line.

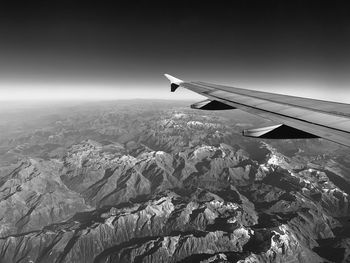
left=164, top=74, right=350, bottom=147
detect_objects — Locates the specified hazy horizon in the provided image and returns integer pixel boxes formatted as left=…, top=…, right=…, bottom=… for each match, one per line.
left=0, top=78, right=349, bottom=103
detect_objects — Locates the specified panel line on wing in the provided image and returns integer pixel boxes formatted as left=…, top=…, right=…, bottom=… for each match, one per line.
left=202, top=90, right=350, bottom=135
left=194, top=82, right=350, bottom=117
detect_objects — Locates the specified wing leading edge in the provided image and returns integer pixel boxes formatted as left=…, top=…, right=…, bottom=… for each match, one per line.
left=164, top=74, right=350, bottom=147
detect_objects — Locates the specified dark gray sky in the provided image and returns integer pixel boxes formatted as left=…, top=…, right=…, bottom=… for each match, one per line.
left=0, top=1, right=350, bottom=101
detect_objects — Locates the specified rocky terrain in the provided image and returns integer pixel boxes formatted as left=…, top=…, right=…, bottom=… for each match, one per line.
left=0, top=100, right=350, bottom=262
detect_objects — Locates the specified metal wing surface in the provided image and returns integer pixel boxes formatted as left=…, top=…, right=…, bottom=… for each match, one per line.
left=165, top=74, right=350, bottom=147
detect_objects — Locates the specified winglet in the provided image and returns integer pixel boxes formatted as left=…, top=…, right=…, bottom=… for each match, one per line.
left=164, top=74, right=183, bottom=92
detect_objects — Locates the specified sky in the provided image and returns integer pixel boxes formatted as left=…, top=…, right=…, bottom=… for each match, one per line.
left=0, top=1, right=349, bottom=101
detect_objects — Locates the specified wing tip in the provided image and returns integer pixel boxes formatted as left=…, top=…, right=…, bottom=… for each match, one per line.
left=164, top=74, right=183, bottom=84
